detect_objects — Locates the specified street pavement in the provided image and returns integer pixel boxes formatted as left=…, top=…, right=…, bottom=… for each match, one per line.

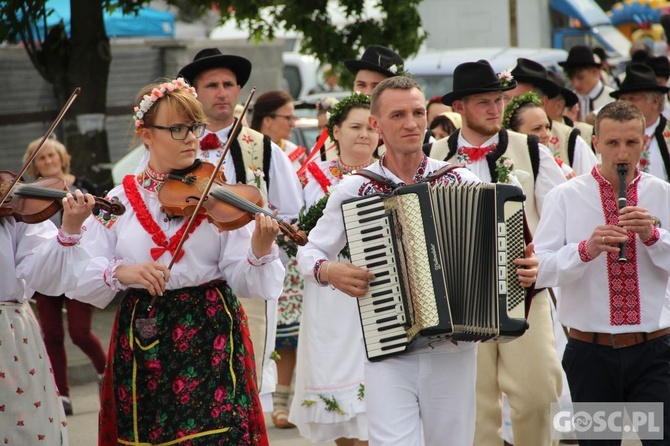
left=62, top=297, right=332, bottom=445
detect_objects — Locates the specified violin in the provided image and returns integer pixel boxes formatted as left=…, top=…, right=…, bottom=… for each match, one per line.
left=0, top=171, right=126, bottom=224
left=157, top=160, right=307, bottom=246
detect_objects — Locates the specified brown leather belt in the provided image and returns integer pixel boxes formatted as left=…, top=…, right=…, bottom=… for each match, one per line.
left=569, top=327, right=670, bottom=349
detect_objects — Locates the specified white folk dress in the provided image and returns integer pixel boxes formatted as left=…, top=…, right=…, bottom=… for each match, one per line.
left=0, top=218, right=91, bottom=446
left=288, top=159, right=370, bottom=442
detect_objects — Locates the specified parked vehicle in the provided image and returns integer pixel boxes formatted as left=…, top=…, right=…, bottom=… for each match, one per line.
left=404, top=47, right=569, bottom=100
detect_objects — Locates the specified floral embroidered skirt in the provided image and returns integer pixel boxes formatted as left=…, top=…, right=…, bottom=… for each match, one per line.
left=98, top=281, right=268, bottom=446
left=275, top=258, right=304, bottom=350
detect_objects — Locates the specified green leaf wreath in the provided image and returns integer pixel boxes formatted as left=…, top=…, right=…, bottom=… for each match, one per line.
left=276, top=193, right=350, bottom=259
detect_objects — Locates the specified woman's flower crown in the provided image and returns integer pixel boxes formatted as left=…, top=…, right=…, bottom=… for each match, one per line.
left=316, top=96, right=340, bottom=112
left=133, top=78, right=197, bottom=129
left=502, top=91, right=542, bottom=129
left=326, top=92, right=371, bottom=140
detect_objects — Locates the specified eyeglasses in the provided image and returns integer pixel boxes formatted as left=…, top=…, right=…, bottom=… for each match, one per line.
left=271, top=114, right=298, bottom=123
left=148, top=123, right=207, bottom=140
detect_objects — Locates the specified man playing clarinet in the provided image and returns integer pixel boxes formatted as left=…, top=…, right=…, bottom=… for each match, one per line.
left=535, top=101, right=670, bottom=444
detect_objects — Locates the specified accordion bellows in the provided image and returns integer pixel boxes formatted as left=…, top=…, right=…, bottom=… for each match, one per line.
left=342, top=182, right=530, bottom=361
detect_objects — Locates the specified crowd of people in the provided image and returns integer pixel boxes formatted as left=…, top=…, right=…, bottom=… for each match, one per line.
left=3, top=41, right=670, bottom=446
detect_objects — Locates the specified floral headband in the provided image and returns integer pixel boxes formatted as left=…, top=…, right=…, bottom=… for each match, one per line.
left=316, top=96, right=340, bottom=112
left=326, top=92, right=371, bottom=140
left=502, top=91, right=542, bottom=129
left=133, top=78, right=197, bottom=130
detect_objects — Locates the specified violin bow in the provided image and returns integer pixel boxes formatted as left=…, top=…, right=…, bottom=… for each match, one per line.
left=0, top=87, right=81, bottom=208
left=165, top=87, right=256, bottom=271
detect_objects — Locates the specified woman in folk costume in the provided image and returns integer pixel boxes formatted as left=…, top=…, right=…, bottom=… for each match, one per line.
left=250, top=90, right=307, bottom=429
left=1, top=182, right=94, bottom=445
left=503, top=92, right=577, bottom=180
left=289, top=93, right=378, bottom=446
left=67, top=78, right=285, bottom=446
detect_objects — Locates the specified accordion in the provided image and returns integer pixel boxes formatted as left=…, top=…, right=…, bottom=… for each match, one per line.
left=341, top=181, right=530, bottom=361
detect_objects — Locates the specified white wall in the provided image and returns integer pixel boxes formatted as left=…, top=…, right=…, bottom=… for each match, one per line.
left=419, top=0, right=552, bottom=50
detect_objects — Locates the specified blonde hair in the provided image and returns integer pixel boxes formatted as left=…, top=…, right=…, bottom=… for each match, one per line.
left=132, top=78, right=208, bottom=144
left=22, top=136, right=71, bottom=180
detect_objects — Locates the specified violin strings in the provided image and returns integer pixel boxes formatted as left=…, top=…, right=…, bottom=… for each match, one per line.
left=15, top=184, right=67, bottom=199
left=210, top=186, right=272, bottom=218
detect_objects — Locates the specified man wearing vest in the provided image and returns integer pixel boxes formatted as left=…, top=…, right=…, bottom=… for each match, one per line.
left=645, top=55, right=670, bottom=120
left=438, top=60, right=566, bottom=446
left=504, top=58, right=598, bottom=176
left=546, top=70, right=595, bottom=145
left=611, top=63, right=670, bottom=182
left=178, top=48, right=304, bottom=411
left=560, top=46, right=616, bottom=124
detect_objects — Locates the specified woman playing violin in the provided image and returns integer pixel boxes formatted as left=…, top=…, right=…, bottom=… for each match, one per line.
left=22, top=136, right=107, bottom=416
left=67, top=78, right=284, bottom=446
left=1, top=180, right=94, bottom=445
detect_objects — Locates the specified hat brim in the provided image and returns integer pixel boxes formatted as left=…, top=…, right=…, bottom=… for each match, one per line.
left=512, top=75, right=561, bottom=98
left=178, top=55, right=252, bottom=87
left=558, top=61, right=600, bottom=69
left=344, top=60, right=397, bottom=78
left=560, top=87, right=579, bottom=107
left=610, top=84, right=670, bottom=99
left=441, top=80, right=518, bottom=106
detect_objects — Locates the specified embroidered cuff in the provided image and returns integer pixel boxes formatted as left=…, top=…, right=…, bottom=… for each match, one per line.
left=247, top=243, right=279, bottom=266
left=578, top=240, right=595, bottom=262
left=103, top=258, right=134, bottom=292
left=642, top=227, right=660, bottom=246
left=314, top=258, right=328, bottom=286
left=57, top=226, right=84, bottom=246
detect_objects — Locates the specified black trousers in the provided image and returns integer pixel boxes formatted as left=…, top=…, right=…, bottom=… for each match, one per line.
left=562, top=335, right=670, bottom=445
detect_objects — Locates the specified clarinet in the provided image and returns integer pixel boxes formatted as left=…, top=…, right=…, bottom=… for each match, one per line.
left=617, top=163, right=628, bottom=263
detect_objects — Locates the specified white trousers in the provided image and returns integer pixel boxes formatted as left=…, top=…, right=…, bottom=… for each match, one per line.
left=365, top=342, right=477, bottom=446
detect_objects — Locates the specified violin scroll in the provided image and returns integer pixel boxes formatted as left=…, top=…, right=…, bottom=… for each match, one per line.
left=92, top=196, right=126, bottom=221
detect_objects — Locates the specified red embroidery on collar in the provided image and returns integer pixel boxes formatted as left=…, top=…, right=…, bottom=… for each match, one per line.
left=122, top=176, right=206, bottom=263
left=592, top=166, right=641, bottom=325
left=307, top=162, right=332, bottom=194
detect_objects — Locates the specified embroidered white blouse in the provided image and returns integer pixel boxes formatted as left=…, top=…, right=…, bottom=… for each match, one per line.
left=68, top=177, right=285, bottom=308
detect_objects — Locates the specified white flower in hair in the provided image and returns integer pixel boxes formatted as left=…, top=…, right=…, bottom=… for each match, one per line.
left=388, top=64, right=398, bottom=74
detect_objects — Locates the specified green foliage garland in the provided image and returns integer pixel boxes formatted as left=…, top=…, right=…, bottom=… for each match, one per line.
left=277, top=193, right=350, bottom=260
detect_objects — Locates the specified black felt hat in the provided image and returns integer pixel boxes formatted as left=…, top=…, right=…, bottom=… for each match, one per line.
left=558, top=45, right=601, bottom=69
left=646, top=56, right=670, bottom=80
left=344, top=45, right=404, bottom=78
left=547, top=70, right=578, bottom=107
left=610, top=63, right=670, bottom=98
left=178, top=48, right=252, bottom=87
left=441, top=60, right=517, bottom=106
left=510, top=58, right=561, bottom=98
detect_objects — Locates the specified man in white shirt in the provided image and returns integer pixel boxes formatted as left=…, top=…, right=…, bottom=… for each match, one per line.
left=559, top=46, right=615, bottom=123
left=535, top=100, right=670, bottom=443
left=297, top=75, right=538, bottom=446
left=611, top=63, right=670, bottom=182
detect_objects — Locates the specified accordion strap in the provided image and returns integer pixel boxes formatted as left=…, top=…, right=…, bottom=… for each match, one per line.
left=356, top=164, right=461, bottom=190
left=420, top=164, right=461, bottom=184
left=354, top=169, right=400, bottom=190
